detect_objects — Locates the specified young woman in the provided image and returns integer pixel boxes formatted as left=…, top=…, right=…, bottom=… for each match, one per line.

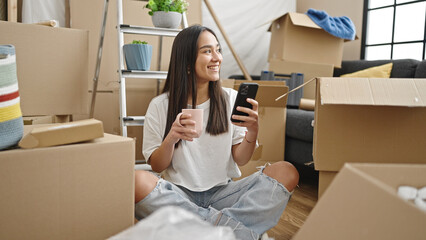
left=134, top=24, right=299, bottom=240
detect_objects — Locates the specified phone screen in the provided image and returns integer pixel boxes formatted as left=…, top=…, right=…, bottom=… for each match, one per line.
left=231, top=83, right=258, bottom=123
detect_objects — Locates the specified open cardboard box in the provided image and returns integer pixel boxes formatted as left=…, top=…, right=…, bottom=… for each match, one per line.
left=293, top=163, right=426, bottom=240
left=222, top=80, right=288, bottom=178
left=313, top=77, right=426, bottom=197
left=268, top=12, right=356, bottom=68
left=0, top=126, right=135, bottom=239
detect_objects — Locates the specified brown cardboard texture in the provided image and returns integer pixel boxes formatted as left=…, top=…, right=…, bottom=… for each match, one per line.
left=222, top=80, right=288, bottom=177
left=54, top=114, right=73, bottom=123
left=23, top=115, right=73, bottom=125
left=269, top=59, right=334, bottom=99
left=0, top=21, right=89, bottom=115
left=293, top=163, right=426, bottom=240
left=23, top=115, right=54, bottom=125
left=19, top=119, right=104, bottom=149
left=268, top=12, right=355, bottom=67
left=318, top=171, right=337, bottom=198
left=0, top=129, right=135, bottom=240
left=314, top=77, right=426, bottom=172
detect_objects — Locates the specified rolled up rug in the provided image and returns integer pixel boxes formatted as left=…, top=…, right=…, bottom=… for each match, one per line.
left=0, top=45, right=23, bottom=150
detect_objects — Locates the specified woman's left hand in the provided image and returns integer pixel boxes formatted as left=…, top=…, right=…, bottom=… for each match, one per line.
left=231, top=98, right=259, bottom=134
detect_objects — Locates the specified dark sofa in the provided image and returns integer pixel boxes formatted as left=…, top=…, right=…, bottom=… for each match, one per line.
left=286, top=59, right=426, bottom=181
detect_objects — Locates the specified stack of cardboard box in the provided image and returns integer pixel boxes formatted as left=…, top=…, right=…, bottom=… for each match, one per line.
left=0, top=20, right=136, bottom=239
left=266, top=14, right=426, bottom=237
left=0, top=126, right=135, bottom=240
left=313, top=77, right=426, bottom=197
left=291, top=77, right=426, bottom=239
left=267, top=12, right=355, bottom=99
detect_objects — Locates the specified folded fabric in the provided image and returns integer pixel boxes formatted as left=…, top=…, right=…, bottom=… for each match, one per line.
left=0, top=45, right=23, bottom=150
left=306, top=8, right=356, bottom=40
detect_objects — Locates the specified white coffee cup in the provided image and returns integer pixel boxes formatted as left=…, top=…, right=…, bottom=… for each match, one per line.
left=182, top=109, right=203, bottom=137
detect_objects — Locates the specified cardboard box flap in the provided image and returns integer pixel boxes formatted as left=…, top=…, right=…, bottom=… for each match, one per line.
left=288, top=12, right=321, bottom=30
left=294, top=163, right=426, bottom=240
left=319, top=77, right=426, bottom=107
left=257, top=85, right=288, bottom=107
left=352, top=163, right=426, bottom=189
left=267, top=12, right=357, bottom=41
left=287, top=12, right=358, bottom=41
left=232, top=80, right=288, bottom=107
left=267, top=12, right=320, bottom=31
left=223, top=79, right=289, bottom=108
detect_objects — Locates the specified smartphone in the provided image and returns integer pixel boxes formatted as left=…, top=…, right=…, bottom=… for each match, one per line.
left=231, top=83, right=259, bottom=123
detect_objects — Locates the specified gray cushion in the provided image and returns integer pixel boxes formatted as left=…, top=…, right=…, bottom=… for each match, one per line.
left=285, top=137, right=317, bottom=181
left=286, top=109, right=314, bottom=142
left=285, top=137, right=314, bottom=166
left=334, top=59, right=419, bottom=78
left=415, top=60, right=426, bottom=78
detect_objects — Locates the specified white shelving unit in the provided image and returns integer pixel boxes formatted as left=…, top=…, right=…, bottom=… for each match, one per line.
left=90, top=0, right=188, bottom=167
left=116, top=0, right=188, bottom=137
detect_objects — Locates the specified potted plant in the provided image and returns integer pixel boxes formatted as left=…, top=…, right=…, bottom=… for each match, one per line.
left=123, top=40, right=153, bottom=71
left=144, top=0, right=189, bottom=29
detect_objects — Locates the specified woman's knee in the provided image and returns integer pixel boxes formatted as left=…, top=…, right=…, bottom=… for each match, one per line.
left=263, top=161, right=299, bottom=192
left=135, top=170, right=159, bottom=203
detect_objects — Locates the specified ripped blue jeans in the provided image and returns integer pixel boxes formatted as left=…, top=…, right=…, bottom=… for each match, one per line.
left=135, top=168, right=292, bottom=240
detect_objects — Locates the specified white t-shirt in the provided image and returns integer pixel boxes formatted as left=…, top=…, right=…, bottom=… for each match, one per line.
left=143, top=87, right=247, bottom=191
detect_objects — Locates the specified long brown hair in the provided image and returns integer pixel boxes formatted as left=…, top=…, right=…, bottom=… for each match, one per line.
left=162, top=25, right=228, bottom=145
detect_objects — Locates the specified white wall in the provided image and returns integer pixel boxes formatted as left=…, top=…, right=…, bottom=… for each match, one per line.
left=202, top=0, right=296, bottom=79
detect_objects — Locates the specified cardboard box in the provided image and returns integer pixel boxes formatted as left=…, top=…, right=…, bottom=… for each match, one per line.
left=19, top=119, right=104, bottom=149
left=0, top=127, right=135, bottom=239
left=23, top=115, right=55, bottom=125
left=87, top=90, right=121, bottom=136
left=269, top=59, right=334, bottom=99
left=222, top=80, right=288, bottom=178
left=268, top=12, right=353, bottom=68
left=23, top=115, right=73, bottom=125
left=0, top=21, right=89, bottom=116
left=313, top=77, right=426, bottom=197
left=318, top=171, right=337, bottom=197
left=54, top=114, right=73, bottom=123
left=293, top=163, right=426, bottom=240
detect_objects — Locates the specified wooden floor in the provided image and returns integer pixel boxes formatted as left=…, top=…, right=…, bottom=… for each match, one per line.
left=266, top=178, right=319, bottom=240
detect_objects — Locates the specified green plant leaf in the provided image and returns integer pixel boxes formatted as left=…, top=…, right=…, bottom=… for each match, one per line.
left=132, top=40, right=148, bottom=44
left=145, top=0, right=188, bottom=14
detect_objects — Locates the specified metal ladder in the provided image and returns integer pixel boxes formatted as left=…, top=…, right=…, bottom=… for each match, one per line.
left=90, top=0, right=188, bottom=138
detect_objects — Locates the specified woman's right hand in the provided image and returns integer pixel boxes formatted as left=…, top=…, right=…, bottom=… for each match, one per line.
left=165, top=112, right=198, bottom=144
